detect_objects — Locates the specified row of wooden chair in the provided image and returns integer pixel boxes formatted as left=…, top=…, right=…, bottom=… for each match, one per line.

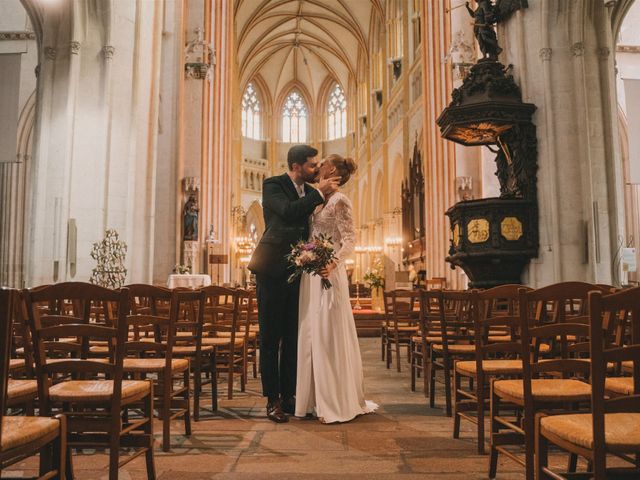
left=1, top=282, right=260, bottom=479
left=381, top=282, right=640, bottom=479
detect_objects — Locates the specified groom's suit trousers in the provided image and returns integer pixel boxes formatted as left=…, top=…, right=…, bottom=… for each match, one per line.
left=256, top=273, right=300, bottom=400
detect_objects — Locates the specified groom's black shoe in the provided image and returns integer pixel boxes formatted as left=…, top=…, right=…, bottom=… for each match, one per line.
left=281, top=397, right=296, bottom=415
left=267, top=400, right=288, bottom=423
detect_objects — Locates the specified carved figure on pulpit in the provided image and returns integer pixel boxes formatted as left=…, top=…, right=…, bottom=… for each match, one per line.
left=183, top=195, right=199, bottom=241
left=465, top=0, right=502, bottom=60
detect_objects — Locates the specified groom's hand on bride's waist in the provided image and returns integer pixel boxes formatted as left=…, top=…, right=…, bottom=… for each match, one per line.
left=318, top=176, right=341, bottom=196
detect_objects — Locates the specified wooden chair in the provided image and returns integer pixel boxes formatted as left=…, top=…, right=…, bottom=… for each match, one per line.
left=489, top=282, right=605, bottom=480
left=201, top=286, right=249, bottom=400
left=453, top=285, right=528, bottom=454
left=410, top=289, right=449, bottom=396
left=5, top=292, right=38, bottom=415
left=429, top=290, right=475, bottom=417
left=383, top=290, right=420, bottom=373
left=124, top=285, right=191, bottom=452
left=536, top=286, right=640, bottom=479
left=0, top=288, right=66, bottom=479
left=243, top=290, right=259, bottom=379
left=23, top=282, right=155, bottom=480
left=169, top=289, right=213, bottom=420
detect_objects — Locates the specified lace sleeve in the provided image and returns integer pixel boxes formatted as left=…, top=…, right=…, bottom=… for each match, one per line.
left=333, top=195, right=356, bottom=266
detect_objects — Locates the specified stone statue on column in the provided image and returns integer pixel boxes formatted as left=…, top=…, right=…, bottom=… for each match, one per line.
left=182, top=177, right=201, bottom=273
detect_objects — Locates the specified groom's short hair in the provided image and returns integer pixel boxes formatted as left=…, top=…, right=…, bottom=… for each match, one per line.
left=287, top=144, right=318, bottom=170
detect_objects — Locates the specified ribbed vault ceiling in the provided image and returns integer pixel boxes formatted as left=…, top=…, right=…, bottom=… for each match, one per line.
left=235, top=0, right=382, bottom=110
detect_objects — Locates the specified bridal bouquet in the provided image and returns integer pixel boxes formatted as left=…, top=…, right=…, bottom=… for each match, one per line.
left=286, top=234, right=337, bottom=290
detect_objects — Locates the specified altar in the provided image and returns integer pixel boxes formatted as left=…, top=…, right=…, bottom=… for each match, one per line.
left=167, top=274, right=212, bottom=289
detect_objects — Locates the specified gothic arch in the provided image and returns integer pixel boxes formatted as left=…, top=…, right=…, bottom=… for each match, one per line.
left=246, top=200, right=265, bottom=239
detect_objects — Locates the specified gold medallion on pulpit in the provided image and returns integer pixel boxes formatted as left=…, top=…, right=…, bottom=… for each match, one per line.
left=466, top=218, right=490, bottom=244
left=453, top=223, right=460, bottom=247
left=500, top=216, right=523, bottom=241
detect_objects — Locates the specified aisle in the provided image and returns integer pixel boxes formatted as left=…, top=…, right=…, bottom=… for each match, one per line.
left=9, top=339, right=527, bottom=479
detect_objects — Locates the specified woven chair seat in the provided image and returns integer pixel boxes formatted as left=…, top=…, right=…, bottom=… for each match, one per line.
left=622, top=361, right=633, bottom=374
left=46, top=358, right=110, bottom=365
left=7, top=379, right=38, bottom=400
left=540, top=413, right=640, bottom=453
left=123, top=358, right=189, bottom=373
left=493, top=378, right=591, bottom=403
left=455, top=359, right=523, bottom=376
left=216, top=331, right=257, bottom=340
left=48, top=379, right=150, bottom=403
left=537, top=343, right=551, bottom=354
left=1, top=416, right=60, bottom=452
left=89, top=346, right=109, bottom=354
left=9, top=358, right=25, bottom=371
left=605, top=377, right=634, bottom=396
left=411, top=335, right=445, bottom=343
left=249, top=325, right=259, bottom=333
left=487, top=335, right=512, bottom=343
left=432, top=344, right=475, bottom=354
left=172, top=345, right=214, bottom=355
left=201, top=337, right=244, bottom=347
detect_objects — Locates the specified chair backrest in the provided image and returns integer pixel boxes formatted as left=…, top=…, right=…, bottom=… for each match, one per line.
left=125, top=284, right=175, bottom=366
left=201, top=286, right=242, bottom=342
left=9, top=291, right=35, bottom=376
left=518, top=283, right=599, bottom=383
left=383, top=289, right=421, bottom=332
left=419, top=289, right=444, bottom=338
left=472, top=285, right=530, bottom=372
left=22, top=282, right=130, bottom=415
left=439, top=290, right=475, bottom=359
left=0, top=288, right=16, bottom=442
left=589, top=287, right=640, bottom=477
left=171, top=288, right=205, bottom=353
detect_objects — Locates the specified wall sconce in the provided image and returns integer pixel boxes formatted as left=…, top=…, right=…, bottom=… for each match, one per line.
left=185, top=27, right=215, bottom=80
left=385, top=237, right=402, bottom=246
left=456, top=176, right=473, bottom=201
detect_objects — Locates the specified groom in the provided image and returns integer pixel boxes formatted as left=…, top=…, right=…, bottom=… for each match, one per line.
left=248, top=145, right=340, bottom=423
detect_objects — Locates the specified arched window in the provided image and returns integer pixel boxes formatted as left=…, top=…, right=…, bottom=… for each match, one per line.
left=242, top=83, right=261, bottom=139
left=327, top=83, right=347, bottom=140
left=282, top=90, right=308, bottom=143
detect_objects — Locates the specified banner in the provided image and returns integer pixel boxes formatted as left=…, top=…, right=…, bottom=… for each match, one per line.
left=0, top=54, right=21, bottom=163
left=623, top=78, right=640, bottom=184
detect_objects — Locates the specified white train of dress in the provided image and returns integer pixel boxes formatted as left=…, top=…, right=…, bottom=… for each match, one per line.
left=295, top=192, right=378, bottom=423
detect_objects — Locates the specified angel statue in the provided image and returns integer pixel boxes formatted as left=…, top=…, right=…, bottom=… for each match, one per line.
left=466, top=0, right=501, bottom=60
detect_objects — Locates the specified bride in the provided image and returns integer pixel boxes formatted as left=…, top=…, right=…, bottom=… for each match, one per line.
left=295, top=154, right=377, bottom=423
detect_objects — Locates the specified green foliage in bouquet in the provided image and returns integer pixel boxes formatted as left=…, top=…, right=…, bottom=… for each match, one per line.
left=286, top=233, right=337, bottom=290
left=90, top=229, right=127, bottom=289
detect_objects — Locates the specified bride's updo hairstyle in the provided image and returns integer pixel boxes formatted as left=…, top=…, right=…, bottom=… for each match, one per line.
left=326, top=154, right=357, bottom=186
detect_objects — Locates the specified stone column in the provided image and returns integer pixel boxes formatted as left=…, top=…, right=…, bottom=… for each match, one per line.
left=206, top=0, right=233, bottom=282
left=500, top=1, right=624, bottom=285
left=420, top=0, right=462, bottom=288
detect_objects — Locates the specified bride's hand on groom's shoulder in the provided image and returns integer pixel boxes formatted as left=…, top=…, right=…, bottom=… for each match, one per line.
left=318, top=176, right=341, bottom=196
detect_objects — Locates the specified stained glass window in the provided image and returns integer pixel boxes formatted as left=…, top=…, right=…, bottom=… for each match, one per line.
left=282, top=91, right=308, bottom=143
left=327, top=83, right=347, bottom=140
left=242, top=83, right=261, bottom=139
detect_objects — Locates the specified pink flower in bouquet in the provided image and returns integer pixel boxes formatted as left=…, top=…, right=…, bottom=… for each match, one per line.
left=286, top=234, right=337, bottom=290
left=298, top=250, right=317, bottom=265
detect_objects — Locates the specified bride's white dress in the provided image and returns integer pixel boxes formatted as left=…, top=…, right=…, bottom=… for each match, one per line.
left=295, top=192, right=378, bottom=423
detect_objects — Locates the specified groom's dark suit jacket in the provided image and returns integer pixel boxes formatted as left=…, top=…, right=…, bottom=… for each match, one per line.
left=248, top=173, right=324, bottom=279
